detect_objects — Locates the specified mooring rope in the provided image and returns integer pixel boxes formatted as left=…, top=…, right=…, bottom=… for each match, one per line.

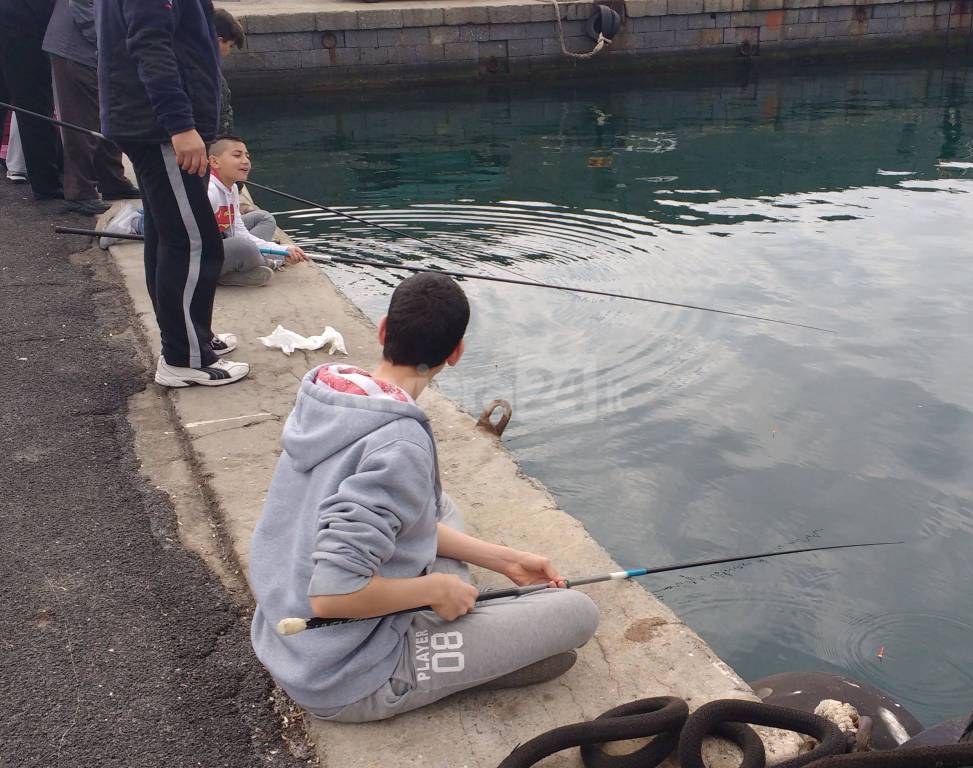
left=493, top=698, right=973, bottom=768
left=678, top=699, right=846, bottom=768
left=550, top=0, right=611, bottom=59
left=497, top=696, right=687, bottom=768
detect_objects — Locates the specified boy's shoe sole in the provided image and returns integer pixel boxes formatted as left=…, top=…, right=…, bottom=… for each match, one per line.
left=210, top=332, right=238, bottom=356
left=475, top=651, right=578, bottom=691
left=218, top=265, right=273, bottom=287
left=155, top=357, right=249, bottom=388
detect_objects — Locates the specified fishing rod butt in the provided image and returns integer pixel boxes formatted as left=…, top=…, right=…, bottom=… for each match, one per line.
left=55, top=225, right=97, bottom=237
left=277, top=617, right=309, bottom=636
left=54, top=225, right=146, bottom=242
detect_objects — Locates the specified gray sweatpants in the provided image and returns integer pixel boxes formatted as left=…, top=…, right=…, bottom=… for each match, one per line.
left=221, top=210, right=279, bottom=276
left=312, top=497, right=600, bottom=723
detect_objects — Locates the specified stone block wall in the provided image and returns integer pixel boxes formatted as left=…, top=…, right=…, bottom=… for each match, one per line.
left=222, top=0, right=973, bottom=93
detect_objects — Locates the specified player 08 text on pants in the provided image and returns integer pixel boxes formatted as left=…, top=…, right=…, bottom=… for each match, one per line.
left=415, top=629, right=465, bottom=682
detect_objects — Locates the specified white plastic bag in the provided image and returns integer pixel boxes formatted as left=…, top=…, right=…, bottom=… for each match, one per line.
left=258, top=324, right=347, bottom=356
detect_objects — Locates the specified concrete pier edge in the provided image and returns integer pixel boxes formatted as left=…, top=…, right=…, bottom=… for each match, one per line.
left=104, top=197, right=803, bottom=767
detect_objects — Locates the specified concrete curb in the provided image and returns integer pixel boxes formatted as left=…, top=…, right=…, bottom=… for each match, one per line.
left=103, top=198, right=802, bottom=767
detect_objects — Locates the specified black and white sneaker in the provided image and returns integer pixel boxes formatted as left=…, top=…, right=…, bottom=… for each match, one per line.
left=155, top=357, right=249, bottom=388
left=209, top=332, right=238, bottom=356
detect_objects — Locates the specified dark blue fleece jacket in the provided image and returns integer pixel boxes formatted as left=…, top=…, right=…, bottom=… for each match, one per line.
left=95, top=0, right=221, bottom=144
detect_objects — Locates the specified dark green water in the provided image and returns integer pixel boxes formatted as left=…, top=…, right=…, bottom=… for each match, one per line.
left=236, top=58, right=973, bottom=727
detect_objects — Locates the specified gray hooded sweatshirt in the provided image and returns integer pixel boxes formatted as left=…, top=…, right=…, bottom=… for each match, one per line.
left=249, top=365, right=442, bottom=712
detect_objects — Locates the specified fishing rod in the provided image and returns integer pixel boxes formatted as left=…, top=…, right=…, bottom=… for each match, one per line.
left=244, top=179, right=534, bottom=278
left=247, top=182, right=835, bottom=334
left=276, top=540, right=900, bottom=636
left=52, top=225, right=835, bottom=333
left=20, top=100, right=834, bottom=334
left=0, top=100, right=108, bottom=141
left=2, top=100, right=534, bottom=282
left=56, top=225, right=143, bottom=241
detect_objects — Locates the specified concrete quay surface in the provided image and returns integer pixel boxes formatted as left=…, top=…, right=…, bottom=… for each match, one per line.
left=218, top=0, right=973, bottom=93
left=103, top=196, right=803, bottom=767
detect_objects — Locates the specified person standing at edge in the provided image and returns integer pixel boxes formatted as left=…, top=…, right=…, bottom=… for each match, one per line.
left=96, top=0, right=249, bottom=386
left=0, top=0, right=64, bottom=200
left=43, top=0, right=140, bottom=215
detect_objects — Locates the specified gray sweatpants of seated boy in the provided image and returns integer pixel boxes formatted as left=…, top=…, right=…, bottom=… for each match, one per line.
left=221, top=209, right=278, bottom=276
left=312, top=497, right=600, bottom=723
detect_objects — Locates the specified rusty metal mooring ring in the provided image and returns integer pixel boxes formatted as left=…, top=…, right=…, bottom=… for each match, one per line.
left=476, top=399, right=512, bottom=437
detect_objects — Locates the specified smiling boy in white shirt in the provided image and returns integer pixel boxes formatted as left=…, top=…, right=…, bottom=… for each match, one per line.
left=207, top=135, right=308, bottom=286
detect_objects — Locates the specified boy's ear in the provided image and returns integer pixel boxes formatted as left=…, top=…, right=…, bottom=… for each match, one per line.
left=377, top=316, right=388, bottom=345
left=445, top=338, right=465, bottom=367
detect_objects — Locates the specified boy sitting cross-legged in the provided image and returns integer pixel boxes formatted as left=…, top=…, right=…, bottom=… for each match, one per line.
left=249, top=273, right=599, bottom=722
left=207, top=135, right=308, bottom=287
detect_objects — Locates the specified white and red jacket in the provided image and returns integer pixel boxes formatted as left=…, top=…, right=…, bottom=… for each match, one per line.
left=207, top=174, right=277, bottom=251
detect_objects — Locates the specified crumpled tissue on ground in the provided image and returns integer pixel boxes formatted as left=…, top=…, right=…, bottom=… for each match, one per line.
left=258, top=324, right=347, bottom=355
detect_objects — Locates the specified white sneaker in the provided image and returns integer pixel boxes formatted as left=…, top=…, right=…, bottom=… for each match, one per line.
left=6, top=169, right=27, bottom=183
left=155, top=357, right=249, bottom=388
left=209, top=332, right=238, bottom=356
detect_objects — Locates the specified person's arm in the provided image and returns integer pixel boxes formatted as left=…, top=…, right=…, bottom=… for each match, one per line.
left=307, top=440, right=478, bottom=622
left=309, top=572, right=476, bottom=622
left=436, top=523, right=565, bottom=588
left=120, top=0, right=205, bottom=174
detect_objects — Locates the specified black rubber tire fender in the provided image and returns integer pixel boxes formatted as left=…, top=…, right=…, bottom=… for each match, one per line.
left=584, top=4, right=622, bottom=42
left=804, top=743, right=973, bottom=767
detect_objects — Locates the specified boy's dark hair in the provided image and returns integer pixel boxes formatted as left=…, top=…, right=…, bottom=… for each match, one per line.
left=383, top=273, right=469, bottom=369
left=213, top=8, right=246, bottom=49
left=208, top=135, right=246, bottom=156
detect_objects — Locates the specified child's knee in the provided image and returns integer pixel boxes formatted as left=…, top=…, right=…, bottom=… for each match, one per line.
left=551, top=589, right=600, bottom=647
left=251, top=209, right=276, bottom=228
left=571, top=591, right=600, bottom=642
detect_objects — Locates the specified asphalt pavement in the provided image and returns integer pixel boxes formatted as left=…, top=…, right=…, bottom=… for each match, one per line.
left=0, top=179, right=312, bottom=768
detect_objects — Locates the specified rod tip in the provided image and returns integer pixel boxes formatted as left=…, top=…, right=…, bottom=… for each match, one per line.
left=276, top=617, right=308, bottom=636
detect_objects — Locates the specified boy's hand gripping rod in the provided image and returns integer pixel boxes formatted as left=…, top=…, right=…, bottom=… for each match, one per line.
left=276, top=540, right=900, bottom=636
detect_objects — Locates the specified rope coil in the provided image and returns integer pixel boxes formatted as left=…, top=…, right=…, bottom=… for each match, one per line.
left=494, top=698, right=973, bottom=768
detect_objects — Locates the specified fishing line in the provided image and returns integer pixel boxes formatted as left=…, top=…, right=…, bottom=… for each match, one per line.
left=244, top=180, right=541, bottom=285
left=53, top=226, right=834, bottom=332
left=276, top=540, right=900, bottom=635
left=0, top=101, right=533, bottom=283
left=15, top=100, right=836, bottom=333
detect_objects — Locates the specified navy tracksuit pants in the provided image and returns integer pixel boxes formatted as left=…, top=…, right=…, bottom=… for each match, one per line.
left=121, top=143, right=224, bottom=369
